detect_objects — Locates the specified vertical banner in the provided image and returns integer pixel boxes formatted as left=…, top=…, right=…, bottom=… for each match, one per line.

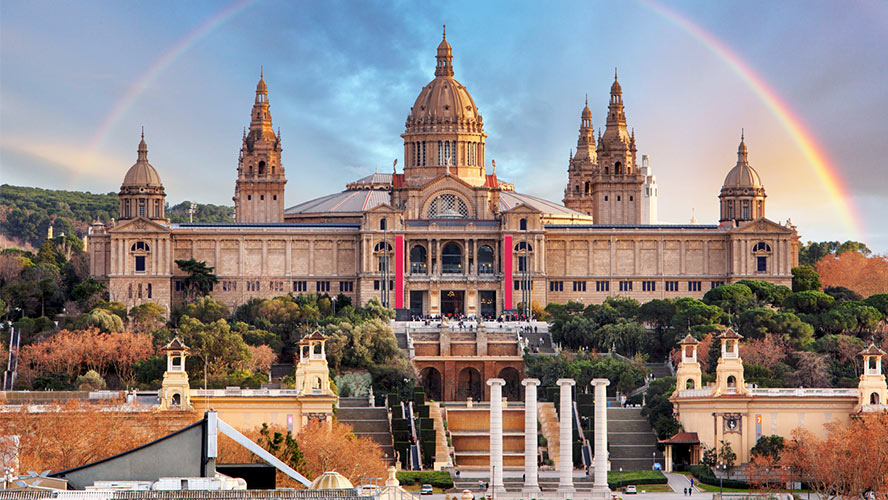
left=504, top=235, right=513, bottom=310
left=395, top=235, right=404, bottom=309
left=755, top=414, right=762, bottom=442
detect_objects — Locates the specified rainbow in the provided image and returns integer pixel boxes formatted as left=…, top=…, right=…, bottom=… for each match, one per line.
left=84, top=0, right=259, bottom=165
left=641, top=0, right=864, bottom=239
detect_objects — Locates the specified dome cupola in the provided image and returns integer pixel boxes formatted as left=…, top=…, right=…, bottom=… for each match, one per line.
left=719, top=131, right=766, bottom=226
left=119, top=129, right=166, bottom=221
left=401, top=26, right=488, bottom=187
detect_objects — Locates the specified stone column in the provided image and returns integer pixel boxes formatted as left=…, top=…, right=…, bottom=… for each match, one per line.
left=487, top=378, right=506, bottom=494
left=556, top=378, right=575, bottom=493
left=591, top=378, right=611, bottom=498
left=522, top=378, right=541, bottom=493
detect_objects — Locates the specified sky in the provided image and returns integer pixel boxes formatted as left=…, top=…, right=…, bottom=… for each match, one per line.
left=1, top=0, right=887, bottom=251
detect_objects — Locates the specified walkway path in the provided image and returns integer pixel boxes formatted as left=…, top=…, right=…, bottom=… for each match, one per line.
left=665, top=472, right=700, bottom=495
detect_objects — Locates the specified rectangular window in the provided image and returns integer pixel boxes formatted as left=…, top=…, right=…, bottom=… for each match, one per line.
left=378, top=256, right=389, bottom=272
left=438, top=140, right=443, bottom=165
left=572, top=281, right=586, bottom=292
left=451, top=141, right=457, bottom=165
left=742, top=201, right=750, bottom=219
left=374, top=280, right=380, bottom=290
left=642, top=280, right=656, bottom=292
left=518, top=255, right=527, bottom=272
left=688, top=281, right=702, bottom=292
left=135, top=255, right=146, bottom=272
left=757, top=256, right=767, bottom=272
left=514, top=280, right=520, bottom=290
left=147, top=283, right=152, bottom=299
left=664, top=281, right=678, bottom=292
left=710, top=281, right=725, bottom=289
left=293, top=281, right=307, bottom=292
left=138, top=199, right=145, bottom=217
left=549, top=281, right=563, bottom=292
left=422, top=141, right=427, bottom=165
left=316, top=281, right=330, bottom=293
left=389, top=280, right=394, bottom=290
left=604, top=195, right=608, bottom=201
left=595, top=280, right=610, bottom=292
left=339, top=281, right=353, bottom=292
left=619, top=280, right=633, bottom=292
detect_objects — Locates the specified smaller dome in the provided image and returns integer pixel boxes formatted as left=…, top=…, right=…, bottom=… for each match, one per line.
left=257, top=76, right=267, bottom=94
left=581, top=100, right=592, bottom=120
left=310, top=472, right=354, bottom=490
left=611, top=69, right=622, bottom=95
left=122, top=134, right=163, bottom=188
left=722, top=135, right=762, bottom=189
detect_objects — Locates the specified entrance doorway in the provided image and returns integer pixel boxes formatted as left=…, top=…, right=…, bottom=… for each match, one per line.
left=457, top=367, right=483, bottom=402
left=480, top=291, right=496, bottom=319
left=409, top=291, right=424, bottom=318
left=441, top=290, right=465, bottom=317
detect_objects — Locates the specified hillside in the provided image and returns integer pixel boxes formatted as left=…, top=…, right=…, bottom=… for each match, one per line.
left=0, top=184, right=233, bottom=248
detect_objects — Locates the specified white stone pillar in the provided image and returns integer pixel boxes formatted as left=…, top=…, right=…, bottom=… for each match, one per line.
left=591, top=378, right=612, bottom=499
left=557, top=378, right=576, bottom=493
left=487, top=378, right=506, bottom=494
left=522, top=378, right=541, bottom=493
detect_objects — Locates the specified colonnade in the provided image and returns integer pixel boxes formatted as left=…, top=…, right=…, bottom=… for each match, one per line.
left=486, top=377, right=611, bottom=499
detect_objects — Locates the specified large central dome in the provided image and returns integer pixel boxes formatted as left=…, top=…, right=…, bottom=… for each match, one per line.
left=405, top=28, right=483, bottom=133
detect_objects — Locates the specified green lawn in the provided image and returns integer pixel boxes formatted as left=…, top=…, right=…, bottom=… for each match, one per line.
left=693, top=482, right=751, bottom=493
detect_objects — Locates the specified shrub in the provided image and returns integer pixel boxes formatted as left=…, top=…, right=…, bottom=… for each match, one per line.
left=396, top=471, right=453, bottom=489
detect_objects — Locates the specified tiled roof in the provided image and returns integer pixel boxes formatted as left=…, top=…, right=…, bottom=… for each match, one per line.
left=498, top=191, right=587, bottom=217
left=285, top=189, right=390, bottom=215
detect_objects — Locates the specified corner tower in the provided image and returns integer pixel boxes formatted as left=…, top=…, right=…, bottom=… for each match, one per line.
left=401, top=27, right=488, bottom=187
left=234, top=71, right=286, bottom=223
left=562, top=98, right=598, bottom=215
left=590, top=71, right=643, bottom=224
left=719, top=132, right=765, bottom=227
left=119, top=130, right=166, bottom=221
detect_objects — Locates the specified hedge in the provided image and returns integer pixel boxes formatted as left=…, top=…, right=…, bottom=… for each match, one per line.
left=690, top=465, right=750, bottom=489
left=397, top=471, right=454, bottom=489
left=606, top=470, right=667, bottom=490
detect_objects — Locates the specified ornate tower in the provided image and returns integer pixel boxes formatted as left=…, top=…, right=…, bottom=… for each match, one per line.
left=159, top=337, right=192, bottom=411
left=293, top=331, right=335, bottom=397
left=119, top=130, right=166, bottom=221
left=562, top=98, right=597, bottom=215
left=857, top=343, right=887, bottom=410
left=674, top=334, right=703, bottom=392
left=234, top=71, right=286, bottom=223
left=640, top=155, right=658, bottom=224
left=719, top=132, right=766, bottom=227
left=713, top=328, right=747, bottom=397
left=401, top=26, right=488, bottom=187
left=590, top=71, right=643, bottom=224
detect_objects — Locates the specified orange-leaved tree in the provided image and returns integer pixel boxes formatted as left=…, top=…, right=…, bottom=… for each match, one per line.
left=818, top=252, right=888, bottom=298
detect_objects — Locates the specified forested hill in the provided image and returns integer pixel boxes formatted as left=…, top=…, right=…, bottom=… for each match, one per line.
left=0, top=184, right=233, bottom=248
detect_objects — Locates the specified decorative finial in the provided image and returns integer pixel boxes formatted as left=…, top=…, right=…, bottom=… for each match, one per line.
left=741, top=128, right=744, bottom=140
left=141, top=126, right=144, bottom=139
left=393, top=158, right=398, bottom=174
left=260, top=65, right=263, bottom=79
left=491, top=159, right=496, bottom=175
left=615, top=67, right=618, bottom=80
left=442, top=24, right=446, bottom=40
left=585, top=94, right=588, bottom=106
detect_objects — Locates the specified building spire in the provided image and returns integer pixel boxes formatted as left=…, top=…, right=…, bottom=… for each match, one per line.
left=137, top=127, right=148, bottom=161
left=737, top=129, right=748, bottom=163
left=435, top=24, right=454, bottom=77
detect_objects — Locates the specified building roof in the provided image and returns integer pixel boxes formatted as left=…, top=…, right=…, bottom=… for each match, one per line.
left=722, top=134, right=762, bottom=189
left=499, top=191, right=587, bottom=217
left=284, top=188, right=390, bottom=215
left=659, top=432, right=699, bottom=445
left=163, top=337, right=189, bottom=352
left=860, top=343, right=887, bottom=356
left=122, top=134, right=163, bottom=189
left=310, top=472, right=354, bottom=490
left=679, top=334, right=699, bottom=345
left=717, top=327, right=742, bottom=339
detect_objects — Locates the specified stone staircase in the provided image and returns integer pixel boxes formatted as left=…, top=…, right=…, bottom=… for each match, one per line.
left=645, top=362, right=673, bottom=380
left=428, top=402, right=452, bottom=470
left=444, top=403, right=526, bottom=469
left=607, top=404, right=663, bottom=471
left=337, top=397, right=396, bottom=465
left=538, top=401, right=560, bottom=468
left=453, top=475, right=597, bottom=492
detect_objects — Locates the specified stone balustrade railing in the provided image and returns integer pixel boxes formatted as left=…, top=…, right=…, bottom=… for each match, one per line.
left=191, top=388, right=303, bottom=397
left=749, top=387, right=857, bottom=397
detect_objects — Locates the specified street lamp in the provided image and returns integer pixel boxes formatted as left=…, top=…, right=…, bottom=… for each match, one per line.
left=652, top=451, right=656, bottom=470
left=619, top=467, right=623, bottom=491
left=717, top=461, right=726, bottom=496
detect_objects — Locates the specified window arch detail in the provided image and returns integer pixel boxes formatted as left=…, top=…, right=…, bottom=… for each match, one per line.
left=427, top=193, right=471, bottom=219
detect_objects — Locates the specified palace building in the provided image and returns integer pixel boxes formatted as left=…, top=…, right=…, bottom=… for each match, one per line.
left=88, top=31, right=799, bottom=316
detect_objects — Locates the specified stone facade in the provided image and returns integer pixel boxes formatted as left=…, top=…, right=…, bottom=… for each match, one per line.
left=88, top=31, right=800, bottom=316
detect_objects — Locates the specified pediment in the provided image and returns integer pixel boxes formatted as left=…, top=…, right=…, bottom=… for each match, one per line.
left=502, top=202, right=542, bottom=215
left=732, top=217, right=793, bottom=234
left=366, top=202, right=399, bottom=214
left=110, top=217, right=171, bottom=234
left=420, top=173, right=478, bottom=196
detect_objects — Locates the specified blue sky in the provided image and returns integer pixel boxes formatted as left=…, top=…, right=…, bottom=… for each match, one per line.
left=1, top=0, right=887, bottom=250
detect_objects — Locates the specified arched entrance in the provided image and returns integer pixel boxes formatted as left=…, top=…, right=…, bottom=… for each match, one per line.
left=420, top=367, right=443, bottom=402
left=499, top=367, right=521, bottom=401
left=872, top=392, right=881, bottom=405
left=457, top=367, right=483, bottom=402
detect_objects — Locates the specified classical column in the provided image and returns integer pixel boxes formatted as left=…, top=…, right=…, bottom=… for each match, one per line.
left=591, top=378, right=612, bottom=498
left=487, top=378, right=506, bottom=494
left=522, top=378, right=541, bottom=493
left=557, top=378, right=575, bottom=493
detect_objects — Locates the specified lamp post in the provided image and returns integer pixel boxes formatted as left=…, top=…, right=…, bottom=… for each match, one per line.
left=717, top=462, right=726, bottom=497
left=653, top=451, right=656, bottom=470
left=619, top=467, right=623, bottom=491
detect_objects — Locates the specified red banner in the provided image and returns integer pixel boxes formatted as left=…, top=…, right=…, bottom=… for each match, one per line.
left=504, top=235, right=513, bottom=310
left=395, top=235, right=404, bottom=309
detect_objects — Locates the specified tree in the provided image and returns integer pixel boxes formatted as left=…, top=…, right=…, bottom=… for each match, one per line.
left=248, top=344, right=277, bottom=373
left=718, top=440, right=736, bottom=468
left=592, top=320, right=650, bottom=356
left=671, top=298, right=725, bottom=333
left=864, top=293, right=888, bottom=317
left=786, top=351, right=831, bottom=387
left=798, top=240, right=871, bottom=267
left=257, top=423, right=306, bottom=472
left=750, top=435, right=784, bottom=459
left=703, top=283, right=755, bottom=316
left=181, top=295, right=229, bottom=324
left=130, top=302, right=168, bottom=332
left=639, top=299, right=676, bottom=332
left=781, top=413, right=888, bottom=499
left=741, top=336, right=788, bottom=370
left=175, top=259, right=218, bottom=302
left=737, top=280, right=791, bottom=307
left=76, top=369, right=107, bottom=391
left=700, top=444, right=717, bottom=468
left=823, top=285, right=862, bottom=302
left=84, top=309, right=124, bottom=333
left=791, top=265, right=822, bottom=292
left=603, top=296, right=640, bottom=320
left=782, top=290, right=835, bottom=315
left=296, top=420, right=388, bottom=483
left=817, top=252, right=888, bottom=298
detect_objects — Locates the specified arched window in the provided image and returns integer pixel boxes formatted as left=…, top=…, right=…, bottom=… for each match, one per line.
left=427, top=193, right=471, bottom=219
left=752, top=242, right=771, bottom=252
left=519, top=218, right=527, bottom=231
left=131, top=241, right=151, bottom=252
left=477, top=245, right=494, bottom=274
left=615, top=162, right=622, bottom=174
left=604, top=166, right=609, bottom=175
left=441, top=243, right=463, bottom=274
left=584, top=181, right=590, bottom=194
left=514, top=241, right=533, bottom=272
left=514, top=241, right=533, bottom=252
left=171, top=393, right=181, bottom=406
left=375, top=241, right=392, bottom=272
left=685, top=379, right=695, bottom=390
left=872, top=392, right=881, bottom=405
left=727, top=375, right=736, bottom=388
left=380, top=217, right=387, bottom=231
left=752, top=242, right=772, bottom=273
left=410, top=245, right=427, bottom=274
left=258, top=161, right=266, bottom=176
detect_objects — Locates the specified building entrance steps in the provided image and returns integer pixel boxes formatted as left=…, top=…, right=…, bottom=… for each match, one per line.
left=606, top=406, right=663, bottom=471
left=444, top=403, right=539, bottom=469
left=336, top=397, right=396, bottom=465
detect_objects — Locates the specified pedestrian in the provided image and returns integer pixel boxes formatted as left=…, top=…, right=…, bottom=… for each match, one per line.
left=683, top=488, right=687, bottom=495
left=479, top=480, right=483, bottom=490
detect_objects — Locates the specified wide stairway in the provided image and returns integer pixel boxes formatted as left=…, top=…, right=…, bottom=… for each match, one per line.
left=337, top=397, right=396, bottom=465
left=645, top=361, right=673, bottom=380
left=452, top=475, right=596, bottom=492
left=607, top=401, right=663, bottom=471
